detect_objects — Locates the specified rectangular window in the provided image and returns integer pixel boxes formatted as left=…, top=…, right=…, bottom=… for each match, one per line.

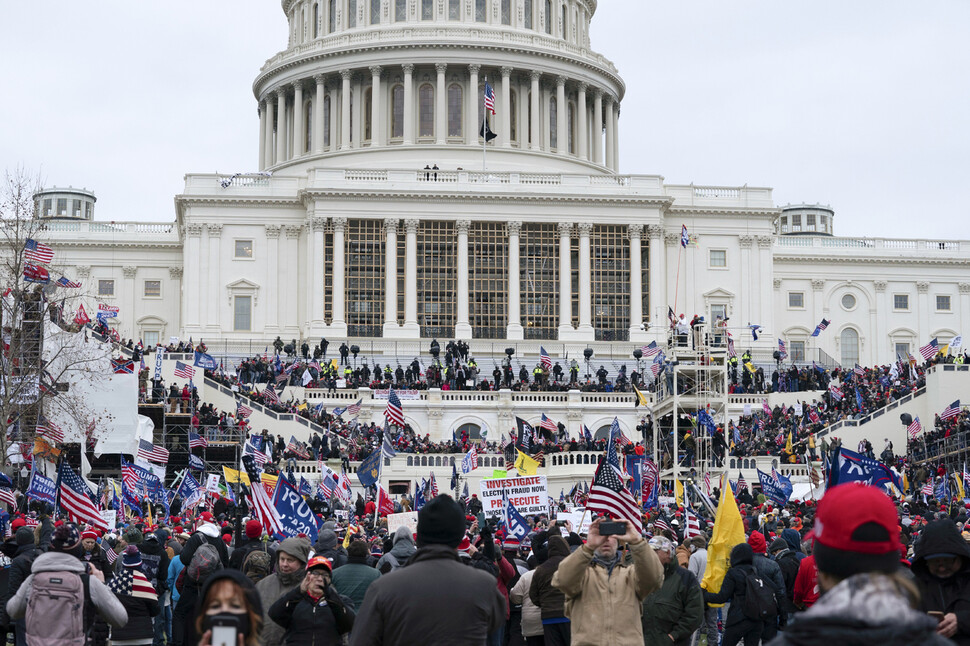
left=57, top=198, right=67, bottom=215
left=501, top=0, right=511, bottom=24
left=790, top=341, right=805, bottom=363
left=711, top=304, right=727, bottom=322
left=709, top=249, right=726, bottom=268
left=893, top=294, right=909, bottom=310
left=788, top=292, right=804, bottom=309
left=143, top=331, right=159, bottom=347
left=524, top=0, right=533, bottom=28
left=234, top=295, right=252, bottom=331
left=937, top=295, right=951, bottom=311
left=371, top=0, right=380, bottom=23
left=475, top=0, right=486, bottom=22
left=73, top=199, right=81, bottom=217
left=143, top=280, right=161, bottom=297
left=234, top=239, right=254, bottom=259
left=43, top=199, right=52, bottom=216
left=448, top=0, right=460, bottom=19
left=396, top=0, right=407, bottom=21
left=85, top=202, right=92, bottom=219
left=895, top=343, right=910, bottom=360
left=422, top=0, right=433, bottom=19
left=98, top=279, right=115, bottom=297
left=348, top=0, right=356, bottom=27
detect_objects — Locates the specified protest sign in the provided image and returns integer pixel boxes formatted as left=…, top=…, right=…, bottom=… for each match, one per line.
left=101, top=510, right=117, bottom=530
left=387, top=511, right=419, bottom=535
left=479, top=476, right=548, bottom=519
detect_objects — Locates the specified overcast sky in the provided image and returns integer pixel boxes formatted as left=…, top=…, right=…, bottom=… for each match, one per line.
left=3, top=1, right=968, bottom=239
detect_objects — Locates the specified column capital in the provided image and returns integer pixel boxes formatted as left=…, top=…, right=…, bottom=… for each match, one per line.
left=276, top=86, right=288, bottom=98
left=756, top=235, right=774, bottom=248
left=467, top=63, right=481, bottom=74
left=507, top=221, right=522, bottom=236
left=959, top=282, right=970, bottom=294
left=206, top=223, right=223, bottom=237
left=773, top=278, right=783, bottom=289
left=592, top=87, right=603, bottom=99
left=738, top=234, right=754, bottom=248
left=339, top=69, right=352, bottom=81
left=664, top=231, right=680, bottom=246
left=310, top=216, right=327, bottom=232
left=812, top=278, right=826, bottom=291
left=332, top=216, right=348, bottom=231
left=404, top=218, right=420, bottom=234
left=456, top=220, right=471, bottom=234
left=314, top=73, right=326, bottom=85
left=646, top=223, right=664, bottom=239
left=75, top=265, right=91, bottom=278
left=168, top=266, right=184, bottom=280
left=265, top=224, right=282, bottom=238
left=369, top=65, right=383, bottom=77
left=284, top=224, right=303, bottom=238
left=435, top=63, right=448, bottom=74
left=873, top=280, right=887, bottom=293
left=558, top=222, right=573, bottom=237
left=384, top=217, right=400, bottom=232
left=530, top=70, right=542, bottom=82
left=500, top=66, right=513, bottom=77
left=122, top=266, right=137, bottom=279
left=916, top=280, right=930, bottom=293
left=627, top=223, right=643, bottom=240
left=577, top=222, right=593, bottom=236
left=184, top=223, right=204, bottom=237
left=292, top=80, right=305, bottom=92
left=577, top=81, right=589, bottom=93
left=402, top=63, right=415, bottom=75
left=556, top=75, right=567, bottom=87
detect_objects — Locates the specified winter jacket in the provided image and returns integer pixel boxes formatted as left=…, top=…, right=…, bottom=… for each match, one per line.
left=375, top=526, right=416, bottom=574
left=766, top=572, right=952, bottom=646
left=138, top=535, right=170, bottom=594
left=6, top=551, right=128, bottom=628
left=911, top=518, right=970, bottom=645
left=688, top=547, right=707, bottom=583
left=348, top=544, right=505, bottom=646
left=703, top=543, right=762, bottom=629
left=110, top=571, right=160, bottom=642
left=793, top=554, right=819, bottom=608
left=641, top=559, right=704, bottom=646
left=268, top=584, right=355, bottom=645
left=331, top=555, right=380, bottom=611
left=552, top=538, right=664, bottom=646
left=753, top=552, right=786, bottom=599
left=228, top=537, right=271, bottom=570
left=529, top=535, right=571, bottom=620
left=509, top=569, right=543, bottom=637
left=180, top=523, right=229, bottom=568
left=256, top=537, right=311, bottom=646
left=312, top=529, right=348, bottom=570
left=7, top=542, right=39, bottom=603
left=781, top=528, right=806, bottom=560
left=773, top=548, right=800, bottom=614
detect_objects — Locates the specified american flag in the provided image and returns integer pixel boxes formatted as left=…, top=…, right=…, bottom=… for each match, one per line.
left=908, top=416, right=923, bottom=439
left=384, top=389, right=405, bottom=427
left=853, top=364, right=865, bottom=377
left=641, top=341, right=662, bottom=357
left=347, top=398, right=362, bottom=416
left=37, top=419, right=64, bottom=444
left=188, top=431, right=208, bottom=449
left=727, top=334, right=737, bottom=358
left=615, top=427, right=633, bottom=447
left=242, top=455, right=283, bottom=536
left=56, top=276, right=81, bottom=288
left=0, top=483, right=16, bottom=509
left=704, top=471, right=712, bottom=496
left=736, top=472, right=748, bottom=491
left=173, top=361, right=196, bottom=379
left=921, top=480, right=934, bottom=496
left=539, top=347, right=552, bottom=371
left=57, top=462, right=109, bottom=530
left=103, top=544, right=119, bottom=565
left=586, top=418, right=643, bottom=533
left=777, top=339, right=787, bottom=359
left=236, top=401, right=253, bottom=418
left=650, top=353, right=664, bottom=378
left=24, top=239, right=54, bottom=264
left=483, top=80, right=495, bottom=115
left=244, top=440, right=270, bottom=466
left=919, top=338, right=940, bottom=361
left=263, top=386, right=280, bottom=405
left=318, top=476, right=335, bottom=500
left=684, top=508, right=702, bottom=539
left=539, top=414, right=558, bottom=436
left=941, top=400, right=962, bottom=421
left=137, top=438, right=169, bottom=464
left=287, top=436, right=311, bottom=459
left=653, top=513, right=671, bottom=533
left=428, top=472, right=439, bottom=497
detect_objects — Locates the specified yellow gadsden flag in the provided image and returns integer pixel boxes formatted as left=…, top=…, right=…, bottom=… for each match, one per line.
left=633, top=384, right=650, bottom=407
left=514, top=450, right=540, bottom=476
left=675, top=479, right=685, bottom=507
left=701, top=474, right=747, bottom=604
left=223, top=466, right=251, bottom=486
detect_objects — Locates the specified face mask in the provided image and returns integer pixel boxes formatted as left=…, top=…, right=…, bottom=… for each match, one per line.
left=202, top=611, right=250, bottom=637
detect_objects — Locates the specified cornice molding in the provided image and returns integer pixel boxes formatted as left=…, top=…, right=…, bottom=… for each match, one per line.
left=773, top=253, right=970, bottom=267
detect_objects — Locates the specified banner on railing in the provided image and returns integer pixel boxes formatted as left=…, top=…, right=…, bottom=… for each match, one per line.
left=373, top=390, right=421, bottom=400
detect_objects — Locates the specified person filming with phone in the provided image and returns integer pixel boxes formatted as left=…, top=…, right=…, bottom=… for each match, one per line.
left=551, top=517, right=663, bottom=646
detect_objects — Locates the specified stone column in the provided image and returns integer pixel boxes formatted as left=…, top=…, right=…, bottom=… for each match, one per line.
left=168, top=267, right=184, bottom=334
left=466, top=64, right=480, bottom=146
left=455, top=220, right=472, bottom=338
left=283, top=225, right=303, bottom=334
left=530, top=71, right=541, bottom=151
left=738, top=235, right=753, bottom=326
left=435, top=63, right=447, bottom=145
left=604, top=97, right=615, bottom=171
left=265, top=224, right=281, bottom=333
left=312, top=217, right=326, bottom=331
left=556, top=76, right=567, bottom=154
left=400, top=64, right=413, bottom=145
left=206, top=224, right=222, bottom=331
left=917, top=281, right=930, bottom=346
left=500, top=67, right=512, bottom=147
left=647, top=224, right=664, bottom=325
left=612, top=100, right=620, bottom=170
left=558, top=222, right=573, bottom=333
left=328, top=80, right=338, bottom=151
left=628, top=224, right=644, bottom=337
left=275, top=89, right=288, bottom=162
left=184, top=224, right=203, bottom=330
left=313, top=75, right=326, bottom=153
left=351, top=77, right=362, bottom=148
left=592, top=90, right=603, bottom=165
left=264, top=98, right=275, bottom=167
left=577, top=222, right=593, bottom=335
left=507, top=221, right=523, bottom=339
left=576, top=83, right=588, bottom=161
left=402, top=219, right=420, bottom=336
left=292, top=82, right=304, bottom=157
left=383, top=218, right=400, bottom=334
left=756, top=235, right=774, bottom=330
left=258, top=102, right=266, bottom=170
left=331, top=217, right=347, bottom=335
left=123, top=266, right=137, bottom=332
left=369, top=65, right=382, bottom=146
left=340, top=70, right=352, bottom=150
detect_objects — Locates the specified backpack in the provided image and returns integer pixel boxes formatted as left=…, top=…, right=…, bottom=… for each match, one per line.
left=742, top=571, right=777, bottom=621
left=242, top=549, right=271, bottom=584
left=25, top=570, right=91, bottom=646
left=177, top=539, right=222, bottom=592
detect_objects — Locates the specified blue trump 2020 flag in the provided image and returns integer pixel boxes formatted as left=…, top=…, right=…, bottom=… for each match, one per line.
left=357, top=449, right=382, bottom=487
left=273, top=476, right=320, bottom=543
left=194, top=350, right=218, bottom=370
left=757, top=468, right=793, bottom=506
left=505, top=497, right=529, bottom=539
left=27, top=469, right=56, bottom=506
left=830, top=447, right=902, bottom=492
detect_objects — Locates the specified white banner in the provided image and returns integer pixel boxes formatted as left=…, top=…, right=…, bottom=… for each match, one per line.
left=206, top=474, right=221, bottom=493
left=153, top=349, right=164, bottom=381
left=479, top=476, right=548, bottom=519
left=101, top=510, right=117, bottom=531
left=387, top=511, right=419, bottom=535
left=373, top=389, right=422, bottom=400
left=555, top=509, right=592, bottom=535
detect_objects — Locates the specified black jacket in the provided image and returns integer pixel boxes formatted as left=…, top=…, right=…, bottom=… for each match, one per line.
left=703, top=543, right=761, bottom=628
left=180, top=527, right=229, bottom=568
left=774, top=549, right=801, bottom=614
left=911, top=519, right=970, bottom=645
left=111, top=584, right=160, bottom=642
left=7, top=543, right=39, bottom=601
left=529, top=535, right=571, bottom=620
left=268, top=585, right=354, bottom=645
left=228, top=537, right=271, bottom=571
left=138, top=537, right=170, bottom=594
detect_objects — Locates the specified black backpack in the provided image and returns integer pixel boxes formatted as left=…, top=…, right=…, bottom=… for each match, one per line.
left=742, top=570, right=777, bottom=621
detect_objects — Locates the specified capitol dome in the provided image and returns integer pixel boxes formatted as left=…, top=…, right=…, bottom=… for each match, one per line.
left=253, top=0, right=624, bottom=174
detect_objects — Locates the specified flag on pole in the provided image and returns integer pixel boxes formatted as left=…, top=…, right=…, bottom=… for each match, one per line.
left=242, top=455, right=283, bottom=535
left=811, top=319, right=831, bottom=337
left=236, top=401, right=253, bottom=418
left=136, top=439, right=169, bottom=464
left=941, top=400, right=962, bottom=421
left=539, top=347, right=552, bottom=371
left=57, top=462, right=109, bottom=531
left=701, top=477, right=746, bottom=599
left=907, top=416, right=922, bottom=439
left=919, top=338, right=940, bottom=361
left=483, top=80, right=496, bottom=114
left=384, top=389, right=405, bottom=427
left=173, top=362, right=196, bottom=380
left=25, top=239, right=55, bottom=264
left=461, top=446, right=479, bottom=474
left=586, top=418, right=643, bottom=533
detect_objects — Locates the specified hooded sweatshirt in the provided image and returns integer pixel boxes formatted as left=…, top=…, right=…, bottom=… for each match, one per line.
left=256, top=537, right=310, bottom=646
left=911, top=519, right=970, bottom=644
left=376, top=526, right=416, bottom=574
left=312, top=529, right=348, bottom=570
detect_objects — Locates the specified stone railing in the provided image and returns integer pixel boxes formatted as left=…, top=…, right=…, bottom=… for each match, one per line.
left=777, top=236, right=966, bottom=253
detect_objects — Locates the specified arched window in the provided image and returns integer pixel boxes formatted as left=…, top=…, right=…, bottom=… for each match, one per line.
left=391, top=84, right=404, bottom=138
left=593, top=425, right=611, bottom=441
left=524, top=0, right=533, bottom=29
left=364, top=88, right=373, bottom=141
left=418, top=83, right=434, bottom=138
left=304, top=100, right=313, bottom=153
left=328, top=0, right=336, bottom=32
left=323, top=95, right=331, bottom=147
left=549, top=96, right=558, bottom=149
left=422, top=0, right=433, bottom=20
left=312, top=2, right=319, bottom=38
left=457, top=422, right=481, bottom=439
left=447, top=83, right=463, bottom=137
left=476, top=0, right=487, bottom=22
left=406, top=456, right=413, bottom=466
left=371, top=0, right=381, bottom=24
left=509, top=90, right=518, bottom=142
left=567, top=100, right=575, bottom=154
left=348, top=0, right=357, bottom=28
left=841, top=328, right=860, bottom=366
left=561, top=3, right=567, bottom=38
left=544, top=0, right=552, bottom=33
left=501, top=0, right=511, bottom=25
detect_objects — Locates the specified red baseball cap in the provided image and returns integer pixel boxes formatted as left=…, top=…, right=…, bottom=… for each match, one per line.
left=812, top=483, right=902, bottom=578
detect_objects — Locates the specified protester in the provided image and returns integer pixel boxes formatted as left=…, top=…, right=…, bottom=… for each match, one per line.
left=640, top=536, right=704, bottom=646
left=194, top=569, right=264, bottom=646
left=268, top=555, right=355, bottom=644
left=509, top=565, right=543, bottom=646
left=529, top=532, right=572, bottom=646
left=332, top=540, right=381, bottom=610
left=552, top=518, right=663, bottom=646
left=910, top=518, right=970, bottom=642
left=108, top=546, right=160, bottom=646
left=228, top=519, right=270, bottom=570
left=256, top=537, right=310, bottom=646
left=375, top=526, right=416, bottom=574
left=702, top=543, right=764, bottom=646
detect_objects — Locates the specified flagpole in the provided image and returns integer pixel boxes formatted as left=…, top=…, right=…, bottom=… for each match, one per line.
left=673, top=238, right=683, bottom=314
left=482, top=76, right=488, bottom=172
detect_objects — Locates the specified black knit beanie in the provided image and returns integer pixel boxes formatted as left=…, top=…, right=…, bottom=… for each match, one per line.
left=417, top=495, right=466, bottom=548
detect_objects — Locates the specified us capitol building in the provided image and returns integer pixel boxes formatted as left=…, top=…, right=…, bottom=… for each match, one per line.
left=36, top=0, right=968, bottom=369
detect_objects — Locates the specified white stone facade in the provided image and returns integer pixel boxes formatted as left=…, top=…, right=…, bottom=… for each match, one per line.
left=35, top=0, right=969, bottom=368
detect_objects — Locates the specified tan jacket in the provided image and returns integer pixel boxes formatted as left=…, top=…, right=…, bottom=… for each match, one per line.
left=552, top=539, right=663, bottom=646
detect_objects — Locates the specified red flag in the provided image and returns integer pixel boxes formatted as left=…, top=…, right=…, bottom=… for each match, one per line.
left=377, top=484, right=395, bottom=516
left=74, top=304, right=90, bottom=325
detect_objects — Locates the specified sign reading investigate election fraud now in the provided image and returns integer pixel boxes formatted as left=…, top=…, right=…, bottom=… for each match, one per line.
left=479, top=476, right=549, bottom=519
